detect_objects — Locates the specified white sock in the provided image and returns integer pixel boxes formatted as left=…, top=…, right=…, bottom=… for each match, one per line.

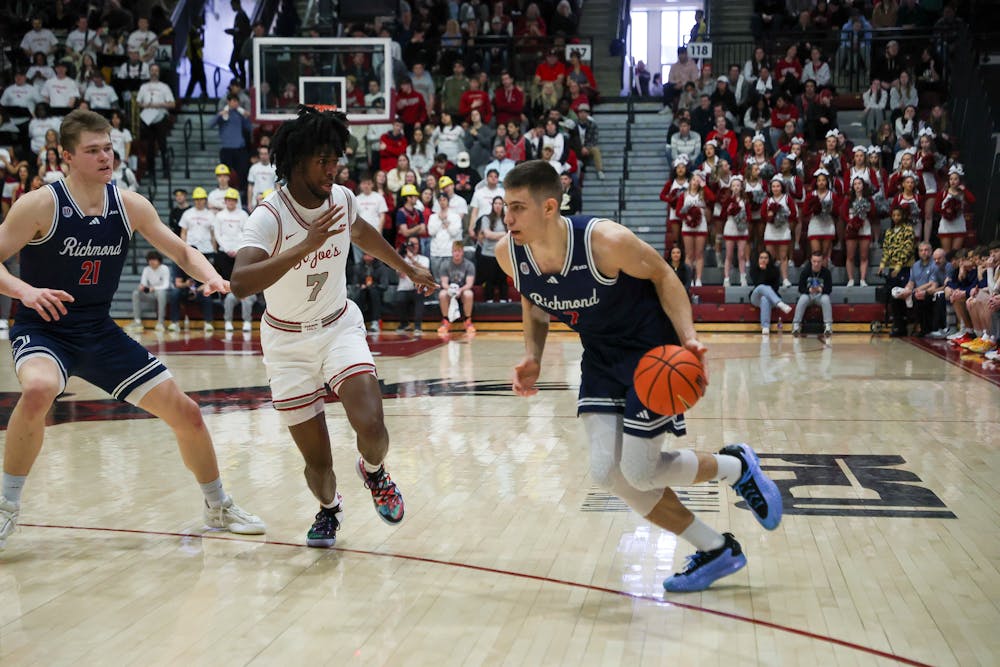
left=2, top=473, right=26, bottom=506
left=321, top=493, right=341, bottom=510
left=362, top=459, right=381, bottom=474
left=200, top=478, right=228, bottom=509
left=712, top=454, right=743, bottom=483
left=679, top=516, right=726, bottom=552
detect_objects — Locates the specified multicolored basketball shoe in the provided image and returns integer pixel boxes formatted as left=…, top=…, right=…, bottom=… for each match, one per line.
left=719, top=443, right=783, bottom=530
left=306, top=494, right=343, bottom=548
left=663, top=533, right=747, bottom=593
left=356, top=457, right=404, bottom=525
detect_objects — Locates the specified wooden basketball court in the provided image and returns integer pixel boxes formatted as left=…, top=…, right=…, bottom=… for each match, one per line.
left=0, top=330, right=997, bottom=666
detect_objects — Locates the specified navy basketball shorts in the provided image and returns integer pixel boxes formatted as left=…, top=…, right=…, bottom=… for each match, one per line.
left=577, top=345, right=687, bottom=439
left=10, top=317, right=172, bottom=404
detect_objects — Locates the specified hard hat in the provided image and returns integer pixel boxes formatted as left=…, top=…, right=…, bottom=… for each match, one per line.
left=438, top=175, right=454, bottom=188
left=214, top=163, right=231, bottom=175
left=400, top=184, right=420, bottom=197
left=224, top=187, right=240, bottom=199
left=191, top=186, right=208, bottom=199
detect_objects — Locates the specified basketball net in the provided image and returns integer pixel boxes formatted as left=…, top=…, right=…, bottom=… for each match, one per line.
left=310, top=104, right=340, bottom=112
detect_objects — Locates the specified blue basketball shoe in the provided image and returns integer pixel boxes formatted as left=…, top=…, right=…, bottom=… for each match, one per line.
left=356, top=457, right=405, bottom=525
left=720, top=443, right=783, bottom=530
left=663, top=533, right=747, bottom=593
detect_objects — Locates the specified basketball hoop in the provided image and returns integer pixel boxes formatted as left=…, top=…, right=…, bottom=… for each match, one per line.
left=309, top=104, right=340, bottom=112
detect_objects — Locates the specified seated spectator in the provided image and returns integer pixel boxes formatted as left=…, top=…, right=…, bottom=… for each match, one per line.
left=889, top=71, right=919, bottom=117
left=751, top=0, right=787, bottom=40
left=706, top=116, right=738, bottom=162
left=791, top=251, right=834, bottom=337
left=83, top=71, right=119, bottom=110
left=667, top=117, right=701, bottom=166
left=559, top=172, right=582, bottom=215
left=573, top=104, right=604, bottom=180
left=112, top=151, right=138, bottom=191
left=431, top=112, right=465, bottom=164
left=378, top=118, right=408, bottom=172
left=437, top=241, right=477, bottom=335
left=748, top=249, right=793, bottom=335
left=168, top=262, right=216, bottom=332
left=871, top=0, right=899, bottom=28
left=749, top=66, right=775, bottom=108
left=691, top=94, right=714, bottom=139
left=396, top=238, right=431, bottom=334
left=861, top=78, right=888, bottom=136
left=41, top=62, right=80, bottom=116
left=115, top=49, right=150, bottom=97
left=769, top=95, right=799, bottom=148
left=695, top=62, right=717, bottom=99
left=66, top=16, right=103, bottom=56
left=21, top=18, right=59, bottom=62
left=483, top=144, right=516, bottom=180
left=743, top=46, right=771, bottom=86
left=550, top=0, right=578, bottom=36
left=566, top=51, right=597, bottom=100
left=128, top=16, right=159, bottom=63
left=406, top=126, right=436, bottom=177
left=666, top=46, right=700, bottom=107
left=889, top=240, right=936, bottom=337
left=38, top=147, right=65, bottom=184
left=963, top=243, right=1000, bottom=355
left=129, top=251, right=171, bottom=331
left=873, top=40, right=904, bottom=90
left=534, top=48, right=567, bottom=99
left=395, top=77, right=428, bottom=133
left=351, top=253, right=391, bottom=333
left=801, top=49, right=831, bottom=90
left=26, top=52, right=55, bottom=93
left=494, top=71, right=527, bottom=127
left=2, top=70, right=40, bottom=132
left=447, top=152, right=480, bottom=203
left=836, top=12, right=871, bottom=74
left=774, top=45, right=803, bottom=96
left=943, top=249, right=979, bottom=341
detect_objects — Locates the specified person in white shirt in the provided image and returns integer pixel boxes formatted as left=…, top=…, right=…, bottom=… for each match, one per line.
left=432, top=175, right=469, bottom=220
left=28, top=103, right=60, bottom=156
left=115, top=50, right=150, bottom=93
left=212, top=189, right=256, bottom=332
left=127, top=17, right=159, bottom=63
left=0, top=71, right=40, bottom=129
left=129, top=251, right=172, bottom=330
left=427, top=192, right=464, bottom=276
left=208, top=164, right=242, bottom=211
left=136, top=64, right=175, bottom=177
left=468, top=168, right=504, bottom=232
left=179, top=187, right=217, bottom=259
left=355, top=175, right=390, bottom=262
left=41, top=62, right=80, bottom=112
left=65, top=16, right=103, bottom=54
left=25, top=53, right=55, bottom=95
left=112, top=152, right=139, bottom=191
left=395, top=238, right=432, bottom=334
left=20, top=19, right=58, bottom=61
left=108, top=109, right=134, bottom=170
left=246, top=145, right=277, bottom=210
left=800, top=48, right=831, bottom=88
left=83, top=72, right=119, bottom=110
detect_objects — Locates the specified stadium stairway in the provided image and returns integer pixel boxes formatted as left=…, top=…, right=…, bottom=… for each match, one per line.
left=110, top=104, right=224, bottom=319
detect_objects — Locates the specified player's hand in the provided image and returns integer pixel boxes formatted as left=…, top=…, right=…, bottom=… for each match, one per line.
left=682, top=338, right=709, bottom=386
left=301, top=204, right=347, bottom=252
left=21, top=286, right=74, bottom=322
left=201, top=276, right=230, bottom=296
left=407, top=263, right=439, bottom=295
left=513, top=357, right=541, bottom=396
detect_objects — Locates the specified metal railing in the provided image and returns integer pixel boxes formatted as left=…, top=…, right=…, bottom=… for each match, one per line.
left=182, top=119, right=193, bottom=179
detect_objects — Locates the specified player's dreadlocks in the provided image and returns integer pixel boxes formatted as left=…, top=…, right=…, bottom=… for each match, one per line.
left=272, top=105, right=351, bottom=182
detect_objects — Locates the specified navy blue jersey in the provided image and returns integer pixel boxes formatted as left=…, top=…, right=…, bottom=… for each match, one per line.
left=18, top=180, right=132, bottom=325
left=510, top=215, right=678, bottom=354
left=510, top=215, right=685, bottom=438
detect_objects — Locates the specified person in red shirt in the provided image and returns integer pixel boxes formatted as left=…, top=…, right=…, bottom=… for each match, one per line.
left=394, top=77, right=427, bottom=133
left=705, top=116, right=738, bottom=162
left=494, top=70, right=526, bottom=126
left=378, top=119, right=409, bottom=172
left=459, top=77, right=492, bottom=124
left=774, top=44, right=803, bottom=92
left=534, top=49, right=567, bottom=95
left=769, top=94, right=799, bottom=147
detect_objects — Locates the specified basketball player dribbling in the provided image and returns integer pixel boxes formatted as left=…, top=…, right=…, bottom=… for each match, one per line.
left=0, top=110, right=265, bottom=548
left=230, top=107, right=437, bottom=547
left=496, top=161, right=784, bottom=592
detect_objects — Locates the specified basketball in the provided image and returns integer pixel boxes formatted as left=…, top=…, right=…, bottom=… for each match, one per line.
left=633, top=345, right=706, bottom=415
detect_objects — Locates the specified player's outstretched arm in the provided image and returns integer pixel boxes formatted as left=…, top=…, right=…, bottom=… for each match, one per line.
left=496, top=235, right=548, bottom=396
left=590, top=220, right=708, bottom=376
left=0, top=189, right=75, bottom=321
left=351, top=214, right=438, bottom=294
left=123, top=191, right=227, bottom=294
left=230, top=203, right=349, bottom=298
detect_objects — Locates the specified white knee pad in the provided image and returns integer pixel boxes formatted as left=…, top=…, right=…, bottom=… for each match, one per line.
left=582, top=413, right=665, bottom=516
left=620, top=433, right=699, bottom=491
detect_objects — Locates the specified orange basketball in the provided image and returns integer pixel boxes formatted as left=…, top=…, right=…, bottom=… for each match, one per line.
left=633, top=345, right=706, bottom=416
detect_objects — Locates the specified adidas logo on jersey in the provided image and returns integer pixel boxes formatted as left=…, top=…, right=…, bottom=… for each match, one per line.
left=636, top=409, right=650, bottom=420
left=89, top=217, right=101, bottom=225
left=547, top=276, right=559, bottom=284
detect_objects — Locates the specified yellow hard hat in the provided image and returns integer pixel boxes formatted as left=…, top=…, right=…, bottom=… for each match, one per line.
left=214, top=163, right=231, bottom=176
left=400, top=184, right=420, bottom=197
left=224, top=187, right=240, bottom=200
left=260, top=188, right=274, bottom=199
left=438, top=175, right=454, bottom=188
left=191, top=186, right=208, bottom=199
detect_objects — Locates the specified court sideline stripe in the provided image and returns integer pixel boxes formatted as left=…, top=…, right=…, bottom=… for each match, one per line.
left=18, top=522, right=931, bottom=667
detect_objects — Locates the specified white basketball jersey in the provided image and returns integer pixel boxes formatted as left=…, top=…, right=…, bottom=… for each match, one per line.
left=241, top=185, right=357, bottom=323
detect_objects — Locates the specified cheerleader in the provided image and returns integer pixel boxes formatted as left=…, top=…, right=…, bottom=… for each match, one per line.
left=711, top=159, right=734, bottom=256
left=745, top=163, right=767, bottom=253
left=721, top=175, right=752, bottom=286
left=761, top=175, right=798, bottom=287
left=745, top=133, right=775, bottom=181
left=890, top=171, right=923, bottom=236
left=659, top=155, right=691, bottom=247
left=815, top=130, right=848, bottom=192
left=840, top=177, right=876, bottom=287
left=887, top=149, right=923, bottom=197
left=695, top=139, right=725, bottom=186
left=805, top=168, right=840, bottom=266
left=935, top=163, right=975, bottom=252
left=867, top=146, right=890, bottom=228
left=915, top=128, right=944, bottom=242
left=675, top=172, right=715, bottom=287
left=843, top=145, right=876, bottom=194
